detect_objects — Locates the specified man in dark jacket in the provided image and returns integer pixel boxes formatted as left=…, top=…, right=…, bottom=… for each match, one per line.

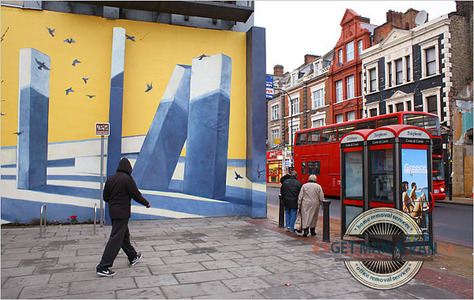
left=280, top=170, right=302, bottom=232
left=96, top=157, right=151, bottom=277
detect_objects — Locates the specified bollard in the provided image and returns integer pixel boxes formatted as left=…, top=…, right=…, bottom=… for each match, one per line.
left=322, top=200, right=331, bottom=242
left=278, top=194, right=284, bottom=228
left=39, top=204, right=47, bottom=238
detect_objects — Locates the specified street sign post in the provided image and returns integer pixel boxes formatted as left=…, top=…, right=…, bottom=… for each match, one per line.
left=95, top=123, right=110, bottom=227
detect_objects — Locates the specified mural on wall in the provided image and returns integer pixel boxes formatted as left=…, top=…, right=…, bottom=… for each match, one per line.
left=0, top=6, right=266, bottom=224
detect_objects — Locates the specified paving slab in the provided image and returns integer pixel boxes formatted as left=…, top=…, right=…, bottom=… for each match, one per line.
left=1, top=216, right=471, bottom=299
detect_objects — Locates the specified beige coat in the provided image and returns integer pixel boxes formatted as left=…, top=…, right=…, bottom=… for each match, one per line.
left=298, top=181, right=324, bottom=229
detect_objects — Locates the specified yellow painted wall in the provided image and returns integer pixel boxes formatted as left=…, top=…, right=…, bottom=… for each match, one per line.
left=1, top=6, right=247, bottom=159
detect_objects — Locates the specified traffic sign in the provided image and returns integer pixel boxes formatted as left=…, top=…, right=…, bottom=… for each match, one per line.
left=95, top=123, right=110, bottom=136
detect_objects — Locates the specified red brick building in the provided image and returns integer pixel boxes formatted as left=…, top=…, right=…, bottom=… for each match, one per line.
left=328, top=9, right=376, bottom=124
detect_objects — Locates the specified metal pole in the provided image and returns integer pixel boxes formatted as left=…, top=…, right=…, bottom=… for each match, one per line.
left=99, top=135, right=105, bottom=227
left=278, top=194, right=285, bottom=228
left=322, top=200, right=331, bottom=242
left=275, top=88, right=294, bottom=168
left=93, top=203, right=97, bottom=235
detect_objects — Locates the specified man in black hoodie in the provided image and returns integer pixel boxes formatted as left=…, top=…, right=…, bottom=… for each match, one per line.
left=96, top=157, right=151, bottom=277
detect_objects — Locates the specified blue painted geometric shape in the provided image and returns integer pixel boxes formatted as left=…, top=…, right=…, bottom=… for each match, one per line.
left=106, top=27, right=126, bottom=178
left=246, top=27, right=267, bottom=185
left=17, top=48, right=50, bottom=190
left=183, top=54, right=232, bottom=199
left=134, top=64, right=191, bottom=190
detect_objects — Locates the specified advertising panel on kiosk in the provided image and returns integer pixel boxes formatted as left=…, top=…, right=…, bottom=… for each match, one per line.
left=340, top=129, right=372, bottom=235
left=367, top=125, right=434, bottom=248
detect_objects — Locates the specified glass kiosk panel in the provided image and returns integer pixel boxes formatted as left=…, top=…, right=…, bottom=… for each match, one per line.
left=343, top=151, right=364, bottom=230
left=344, top=152, right=363, bottom=199
left=402, top=148, right=430, bottom=238
left=369, top=148, right=394, bottom=203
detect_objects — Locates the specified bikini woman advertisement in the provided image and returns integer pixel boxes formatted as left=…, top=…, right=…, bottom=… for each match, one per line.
left=401, top=148, right=430, bottom=236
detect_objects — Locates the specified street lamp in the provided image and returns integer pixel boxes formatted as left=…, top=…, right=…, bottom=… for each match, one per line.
left=275, top=87, right=294, bottom=170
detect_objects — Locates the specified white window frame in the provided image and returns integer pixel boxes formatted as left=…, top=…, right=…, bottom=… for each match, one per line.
left=290, top=95, right=299, bottom=115
left=338, top=49, right=343, bottom=64
left=314, top=61, right=320, bottom=75
left=288, top=119, right=300, bottom=145
left=335, top=80, right=343, bottom=102
left=420, top=38, right=440, bottom=79
left=364, top=61, right=379, bottom=94
left=395, top=58, right=403, bottom=85
left=358, top=40, right=363, bottom=57
left=385, top=91, right=414, bottom=115
left=365, top=101, right=380, bottom=117
left=422, top=87, right=442, bottom=120
left=310, top=83, right=325, bottom=109
left=346, top=75, right=355, bottom=99
left=346, top=41, right=354, bottom=62
left=291, top=72, right=298, bottom=86
left=271, top=104, right=279, bottom=121
left=405, top=55, right=413, bottom=83
left=271, top=128, right=279, bottom=146
left=311, top=111, right=326, bottom=128
left=336, top=114, right=344, bottom=123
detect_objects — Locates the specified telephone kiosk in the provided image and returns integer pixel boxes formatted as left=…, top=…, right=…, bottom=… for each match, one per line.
left=340, top=125, right=435, bottom=257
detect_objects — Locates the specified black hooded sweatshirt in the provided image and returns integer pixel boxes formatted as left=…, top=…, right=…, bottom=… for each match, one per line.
left=103, top=158, right=150, bottom=219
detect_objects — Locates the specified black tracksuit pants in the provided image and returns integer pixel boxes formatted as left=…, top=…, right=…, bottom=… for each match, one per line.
left=97, top=218, right=137, bottom=270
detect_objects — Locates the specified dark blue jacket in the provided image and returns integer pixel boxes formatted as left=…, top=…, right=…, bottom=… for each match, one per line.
left=280, top=176, right=302, bottom=209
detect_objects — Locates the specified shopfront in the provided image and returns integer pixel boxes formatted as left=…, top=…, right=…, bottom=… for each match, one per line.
left=266, top=150, right=283, bottom=183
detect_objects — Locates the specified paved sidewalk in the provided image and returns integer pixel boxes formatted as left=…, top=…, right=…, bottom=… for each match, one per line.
left=1, top=216, right=468, bottom=299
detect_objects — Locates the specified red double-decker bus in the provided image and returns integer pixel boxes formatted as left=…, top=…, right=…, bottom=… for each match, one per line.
left=293, top=112, right=445, bottom=200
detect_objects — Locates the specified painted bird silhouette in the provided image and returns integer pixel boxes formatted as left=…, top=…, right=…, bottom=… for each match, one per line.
left=234, top=171, right=243, bottom=180
left=65, top=87, right=74, bottom=95
left=145, top=83, right=153, bottom=93
left=64, top=38, right=75, bottom=44
left=198, top=54, right=209, bottom=60
left=72, top=59, right=81, bottom=66
left=126, top=34, right=135, bottom=42
left=13, top=131, right=23, bottom=135
left=257, top=166, right=265, bottom=178
left=46, top=27, right=55, bottom=37
left=85, top=94, right=96, bottom=99
left=34, top=58, right=50, bottom=71
left=82, top=76, right=89, bottom=84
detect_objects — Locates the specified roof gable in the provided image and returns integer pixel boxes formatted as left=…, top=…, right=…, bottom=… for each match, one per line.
left=340, top=9, right=360, bottom=26
left=379, top=28, right=410, bottom=47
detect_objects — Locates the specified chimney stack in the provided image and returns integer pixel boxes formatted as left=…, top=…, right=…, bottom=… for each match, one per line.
left=304, top=54, right=319, bottom=65
left=273, top=65, right=284, bottom=76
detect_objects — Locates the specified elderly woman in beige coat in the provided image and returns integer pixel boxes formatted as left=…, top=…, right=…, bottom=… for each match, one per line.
left=298, top=174, right=325, bottom=237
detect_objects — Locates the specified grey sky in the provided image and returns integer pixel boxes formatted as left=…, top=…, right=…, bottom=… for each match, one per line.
left=254, top=1, right=457, bottom=74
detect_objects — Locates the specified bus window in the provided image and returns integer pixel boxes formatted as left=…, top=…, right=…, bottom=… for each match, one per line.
left=307, top=130, right=321, bottom=144
left=295, top=132, right=307, bottom=146
left=404, top=114, right=440, bottom=136
left=307, top=161, right=320, bottom=175
left=433, top=157, right=445, bottom=181
left=376, top=116, right=398, bottom=128
left=369, top=148, right=394, bottom=203
left=302, top=161, right=306, bottom=175
left=321, top=127, right=337, bottom=142
left=337, top=124, right=355, bottom=140
left=356, top=120, right=376, bottom=130
left=432, top=138, right=442, bottom=155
